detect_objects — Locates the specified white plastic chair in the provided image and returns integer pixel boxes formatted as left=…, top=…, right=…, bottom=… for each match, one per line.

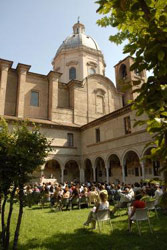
left=133, top=208, right=153, bottom=236
left=146, top=200, right=158, bottom=218
left=95, top=209, right=113, bottom=232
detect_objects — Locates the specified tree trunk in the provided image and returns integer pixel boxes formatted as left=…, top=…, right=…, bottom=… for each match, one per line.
left=0, top=192, right=1, bottom=214
left=1, top=194, right=7, bottom=250
left=13, top=186, right=24, bottom=250
left=4, top=186, right=16, bottom=250
left=164, top=133, right=167, bottom=190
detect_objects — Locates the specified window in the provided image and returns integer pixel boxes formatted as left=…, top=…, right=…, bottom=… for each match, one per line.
left=134, top=69, right=141, bottom=76
left=120, top=64, right=127, bottom=79
left=95, top=128, right=100, bottom=143
left=135, top=167, right=139, bottom=176
left=109, top=168, right=112, bottom=177
left=125, top=165, right=128, bottom=177
left=122, top=95, right=125, bottom=107
left=89, top=67, right=96, bottom=75
left=96, top=95, right=104, bottom=113
left=30, top=91, right=39, bottom=107
left=95, top=89, right=105, bottom=114
left=64, top=169, right=68, bottom=175
left=99, top=170, right=102, bottom=177
left=67, top=133, right=74, bottom=147
left=124, top=116, right=131, bottom=134
left=69, top=67, right=76, bottom=80
left=153, top=161, right=160, bottom=176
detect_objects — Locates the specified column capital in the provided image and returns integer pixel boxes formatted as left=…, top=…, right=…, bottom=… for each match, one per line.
left=0, top=58, right=13, bottom=71
left=47, top=71, right=62, bottom=81
left=16, top=63, right=31, bottom=74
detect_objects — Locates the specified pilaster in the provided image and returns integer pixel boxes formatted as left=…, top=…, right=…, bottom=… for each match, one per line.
left=47, top=71, right=61, bottom=121
left=0, top=59, right=13, bottom=115
left=16, top=63, right=31, bottom=118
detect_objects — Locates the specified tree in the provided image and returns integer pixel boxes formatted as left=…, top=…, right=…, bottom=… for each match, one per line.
left=0, top=118, right=51, bottom=250
left=96, top=0, right=167, bottom=184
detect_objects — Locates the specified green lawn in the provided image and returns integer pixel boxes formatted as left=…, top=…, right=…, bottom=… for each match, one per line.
left=7, top=205, right=167, bottom=250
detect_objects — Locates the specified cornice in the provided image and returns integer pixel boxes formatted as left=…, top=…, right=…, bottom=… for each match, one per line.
left=3, top=115, right=81, bottom=131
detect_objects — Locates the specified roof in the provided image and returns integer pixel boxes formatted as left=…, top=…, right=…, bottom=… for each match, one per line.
left=56, top=22, right=101, bottom=56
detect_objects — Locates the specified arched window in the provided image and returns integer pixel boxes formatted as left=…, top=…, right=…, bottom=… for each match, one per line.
left=69, top=67, right=76, bottom=80
left=89, top=67, right=96, bottom=75
left=119, top=64, right=127, bottom=79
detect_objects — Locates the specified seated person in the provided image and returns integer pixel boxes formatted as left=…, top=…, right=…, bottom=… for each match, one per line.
left=112, top=188, right=132, bottom=214
left=83, top=192, right=109, bottom=229
left=88, top=186, right=99, bottom=205
left=128, top=192, right=145, bottom=232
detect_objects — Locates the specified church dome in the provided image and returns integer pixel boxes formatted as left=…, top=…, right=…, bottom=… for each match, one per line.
left=56, top=22, right=101, bottom=55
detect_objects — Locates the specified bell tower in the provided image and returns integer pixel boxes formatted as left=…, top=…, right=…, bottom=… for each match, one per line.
left=114, top=56, right=147, bottom=106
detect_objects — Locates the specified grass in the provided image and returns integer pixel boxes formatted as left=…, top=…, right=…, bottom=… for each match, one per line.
left=5, top=205, right=167, bottom=250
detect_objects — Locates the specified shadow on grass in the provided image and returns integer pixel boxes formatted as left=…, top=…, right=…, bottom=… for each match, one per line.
left=17, top=222, right=167, bottom=250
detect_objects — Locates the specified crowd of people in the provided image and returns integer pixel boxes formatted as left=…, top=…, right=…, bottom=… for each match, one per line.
left=23, top=180, right=163, bottom=209
left=22, top=180, right=163, bottom=230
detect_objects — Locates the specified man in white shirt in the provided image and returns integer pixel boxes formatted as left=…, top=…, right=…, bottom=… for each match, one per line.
left=112, top=188, right=132, bottom=214
left=154, top=184, right=163, bottom=205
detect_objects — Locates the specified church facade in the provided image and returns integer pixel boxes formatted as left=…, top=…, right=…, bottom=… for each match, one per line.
left=0, top=22, right=162, bottom=184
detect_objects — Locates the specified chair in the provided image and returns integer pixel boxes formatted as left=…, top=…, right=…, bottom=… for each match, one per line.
left=95, top=209, right=113, bottom=232
left=70, top=197, right=80, bottom=209
left=114, top=201, right=130, bottom=216
left=133, top=208, right=153, bottom=236
left=79, top=196, right=89, bottom=208
left=59, top=198, right=70, bottom=210
left=146, top=200, right=158, bottom=218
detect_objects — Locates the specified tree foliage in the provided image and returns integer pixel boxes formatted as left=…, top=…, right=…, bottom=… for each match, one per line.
left=96, top=0, right=167, bottom=176
left=0, top=118, right=51, bottom=250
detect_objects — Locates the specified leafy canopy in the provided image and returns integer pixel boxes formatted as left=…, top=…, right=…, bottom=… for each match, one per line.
left=96, top=0, right=167, bottom=164
left=0, top=118, right=51, bottom=188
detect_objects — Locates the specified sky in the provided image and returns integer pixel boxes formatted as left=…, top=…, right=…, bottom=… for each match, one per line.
left=0, top=0, right=125, bottom=84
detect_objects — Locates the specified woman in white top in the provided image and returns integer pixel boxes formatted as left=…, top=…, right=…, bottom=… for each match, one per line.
left=83, top=192, right=109, bottom=229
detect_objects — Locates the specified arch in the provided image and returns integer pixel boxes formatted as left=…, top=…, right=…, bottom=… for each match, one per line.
left=143, top=147, right=161, bottom=178
left=82, top=74, right=118, bottom=94
left=108, top=154, right=121, bottom=184
left=119, top=64, right=127, bottom=79
left=69, top=67, right=76, bottom=80
left=106, top=152, right=121, bottom=165
left=84, top=159, right=93, bottom=182
left=44, top=155, right=63, bottom=169
left=44, top=159, right=61, bottom=182
left=95, top=157, right=106, bottom=183
left=123, top=150, right=142, bottom=184
left=121, top=148, right=140, bottom=164
left=92, top=155, right=105, bottom=167
left=64, top=160, right=80, bottom=182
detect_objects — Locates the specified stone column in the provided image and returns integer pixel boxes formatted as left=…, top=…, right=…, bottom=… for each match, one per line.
left=93, top=167, right=96, bottom=182
left=140, top=161, right=145, bottom=180
left=47, top=71, right=61, bottom=121
left=80, top=168, right=85, bottom=183
left=16, top=63, right=31, bottom=118
left=0, top=59, right=13, bottom=115
left=121, top=164, right=126, bottom=183
left=106, top=165, right=109, bottom=184
left=61, top=167, right=64, bottom=184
